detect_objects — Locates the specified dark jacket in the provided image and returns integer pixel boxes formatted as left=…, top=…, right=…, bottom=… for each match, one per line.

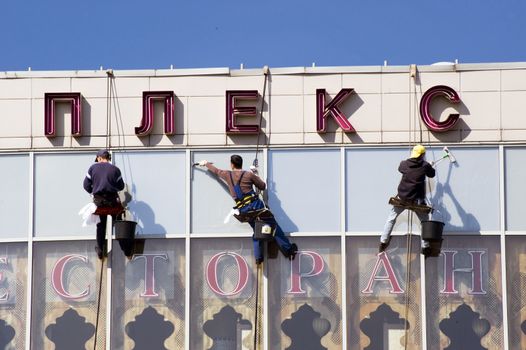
left=396, top=157, right=435, bottom=201
left=83, top=162, right=125, bottom=195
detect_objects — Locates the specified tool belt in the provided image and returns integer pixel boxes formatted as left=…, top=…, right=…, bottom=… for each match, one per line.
left=388, top=196, right=432, bottom=214
left=93, top=193, right=124, bottom=216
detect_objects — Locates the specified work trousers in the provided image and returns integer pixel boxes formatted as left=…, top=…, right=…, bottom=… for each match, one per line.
left=97, top=213, right=134, bottom=256
left=381, top=205, right=430, bottom=247
left=249, top=217, right=293, bottom=261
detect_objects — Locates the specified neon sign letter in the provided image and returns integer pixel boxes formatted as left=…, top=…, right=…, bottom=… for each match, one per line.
left=419, top=85, right=461, bottom=132
left=135, top=91, right=176, bottom=136
left=225, top=90, right=259, bottom=134
left=132, top=254, right=169, bottom=297
left=441, top=250, right=486, bottom=295
left=44, top=93, right=82, bottom=137
left=316, top=88, right=355, bottom=133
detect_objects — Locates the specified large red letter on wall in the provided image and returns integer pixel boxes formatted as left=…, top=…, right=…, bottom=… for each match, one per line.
left=135, top=91, right=176, bottom=136
left=441, top=250, right=486, bottom=295
left=316, top=89, right=355, bottom=133
left=362, top=253, right=404, bottom=294
left=419, top=85, right=461, bottom=132
left=51, top=254, right=90, bottom=299
left=225, top=90, right=260, bottom=134
left=0, top=257, right=8, bottom=301
left=206, top=252, right=249, bottom=296
left=132, top=254, right=169, bottom=297
left=287, top=251, right=325, bottom=294
left=44, top=93, right=82, bottom=137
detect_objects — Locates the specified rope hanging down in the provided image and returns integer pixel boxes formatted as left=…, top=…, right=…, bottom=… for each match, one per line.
left=253, top=66, right=270, bottom=168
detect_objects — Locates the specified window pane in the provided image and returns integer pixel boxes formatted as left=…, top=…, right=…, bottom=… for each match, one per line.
left=346, top=236, right=422, bottom=349
left=189, top=238, right=257, bottom=349
left=505, top=236, right=526, bottom=349
left=31, top=241, right=105, bottom=349
left=0, top=154, right=29, bottom=238
left=111, top=238, right=185, bottom=349
left=268, top=237, right=342, bottom=349
left=34, top=153, right=94, bottom=236
left=191, top=151, right=263, bottom=233
left=114, top=151, right=186, bottom=235
left=268, top=149, right=340, bottom=232
left=425, top=236, right=503, bottom=349
left=0, top=243, right=28, bottom=349
left=505, top=147, right=526, bottom=230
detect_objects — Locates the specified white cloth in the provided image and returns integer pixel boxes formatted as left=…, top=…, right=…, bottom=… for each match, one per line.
left=223, top=209, right=240, bottom=224
left=78, top=203, right=100, bottom=227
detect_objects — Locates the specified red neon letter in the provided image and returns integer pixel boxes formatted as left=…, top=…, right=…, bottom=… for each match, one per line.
left=225, top=90, right=259, bottom=134
left=287, top=251, right=325, bottom=294
left=316, top=88, right=355, bottom=133
left=132, top=254, right=168, bottom=297
left=362, top=253, right=404, bottom=294
left=441, top=250, right=486, bottom=295
left=206, top=252, right=249, bottom=296
left=0, top=257, right=8, bottom=301
left=51, top=254, right=90, bottom=299
left=135, top=91, right=176, bottom=136
left=419, top=85, right=461, bottom=132
left=44, top=93, right=82, bottom=137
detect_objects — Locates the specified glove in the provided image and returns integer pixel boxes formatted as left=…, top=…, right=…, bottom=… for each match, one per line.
left=430, top=161, right=435, bottom=167
left=198, top=160, right=208, bottom=167
left=250, top=165, right=258, bottom=174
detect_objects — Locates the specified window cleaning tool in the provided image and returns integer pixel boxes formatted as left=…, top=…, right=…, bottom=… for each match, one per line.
left=433, top=146, right=457, bottom=166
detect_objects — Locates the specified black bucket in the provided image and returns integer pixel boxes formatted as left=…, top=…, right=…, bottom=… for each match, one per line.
left=421, top=220, right=444, bottom=240
left=114, top=220, right=137, bottom=240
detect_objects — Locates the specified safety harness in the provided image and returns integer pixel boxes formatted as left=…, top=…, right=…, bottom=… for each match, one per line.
left=229, top=171, right=264, bottom=214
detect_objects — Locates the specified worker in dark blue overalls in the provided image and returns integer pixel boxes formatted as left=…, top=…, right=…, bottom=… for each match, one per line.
left=198, top=155, right=297, bottom=264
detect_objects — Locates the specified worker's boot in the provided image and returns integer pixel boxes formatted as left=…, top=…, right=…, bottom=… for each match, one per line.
left=379, top=237, right=392, bottom=253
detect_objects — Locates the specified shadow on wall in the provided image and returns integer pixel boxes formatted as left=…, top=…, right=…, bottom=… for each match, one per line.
left=125, top=184, right=167, bottom=236
left=428, top=159, right=480, bottom=232
left=267, top=179, right=298, bottom=233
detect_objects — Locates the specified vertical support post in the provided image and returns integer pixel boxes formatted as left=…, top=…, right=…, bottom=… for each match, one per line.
left=25, top=152, right=34, bottom=350
left=340, top=147, right=348, bottom=350
left=499, top=145, right=509, bottom=350
left=185, top=149, right=191, bottom=350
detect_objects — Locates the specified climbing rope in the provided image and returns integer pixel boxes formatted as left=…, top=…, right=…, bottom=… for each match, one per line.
left=253, top=66, right=269, bottom=169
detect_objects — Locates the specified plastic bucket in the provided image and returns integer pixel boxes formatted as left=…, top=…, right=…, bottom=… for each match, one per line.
left=421, top=220, right=444, bottom=240
left=114, top=220, right=137, bottom=240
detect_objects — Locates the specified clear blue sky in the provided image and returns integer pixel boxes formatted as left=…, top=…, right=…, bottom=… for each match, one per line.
left=2, top=0, right=525, bottom=71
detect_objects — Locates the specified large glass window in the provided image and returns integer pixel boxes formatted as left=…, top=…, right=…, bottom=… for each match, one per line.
left=189, top=238, right=257, bottom=349
left=268, top=237, right=342, bottom=349
left=111, top=238, right=185, bottom=349
left=0, top=243, right=28, bottom=349
left=34, top=153, right=94, bottom=236
left=113, top=151, right=186, bottom=235
left=191, top=150, right=263, bottom=233
left=504, top=147, right=526, bottom=231
left=31, top=241, right=104, bottom=349
left=425, top=236, right=503, bottom=349
left=505, top=236, right=526, bottom=350
left=0, top=154, right=29, bottom=238
left=268, top=149, right=341, bottom=233
left=346, top=236, right=422, bottom=349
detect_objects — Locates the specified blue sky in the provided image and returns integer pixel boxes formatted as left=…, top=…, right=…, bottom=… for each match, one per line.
left=2, top=0, right=525, bottom=71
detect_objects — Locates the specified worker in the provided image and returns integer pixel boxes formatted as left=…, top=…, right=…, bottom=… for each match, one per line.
left=83, top=149, right=128, bottom=259
left=380, top=145, right=436, bottom=254
left=198, top=155, right=298, bottom=264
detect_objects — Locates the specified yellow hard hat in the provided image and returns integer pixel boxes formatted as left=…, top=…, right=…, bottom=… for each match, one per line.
left=410, top=145, right=426, bottom=158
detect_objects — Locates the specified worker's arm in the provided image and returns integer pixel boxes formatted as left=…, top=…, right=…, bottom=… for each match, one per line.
left=251, top=172, right=266, bottom=191
left=115, top=168, right=125, bottom=191
left=83, top=168, right=93, bottom=194
left=425, top=162, right=436, bottom=178
left=205, top=162, right=221, bottom=175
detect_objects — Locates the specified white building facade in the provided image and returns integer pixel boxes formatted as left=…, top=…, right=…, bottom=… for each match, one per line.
left=1, top=62, right=526, bottom=349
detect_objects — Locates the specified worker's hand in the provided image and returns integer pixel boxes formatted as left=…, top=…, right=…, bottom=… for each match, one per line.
left=250, top=165, right=258, bottom=174
left=430, top=161, right=435, bottom=167
left=197, top=160, right=208, bottom=167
